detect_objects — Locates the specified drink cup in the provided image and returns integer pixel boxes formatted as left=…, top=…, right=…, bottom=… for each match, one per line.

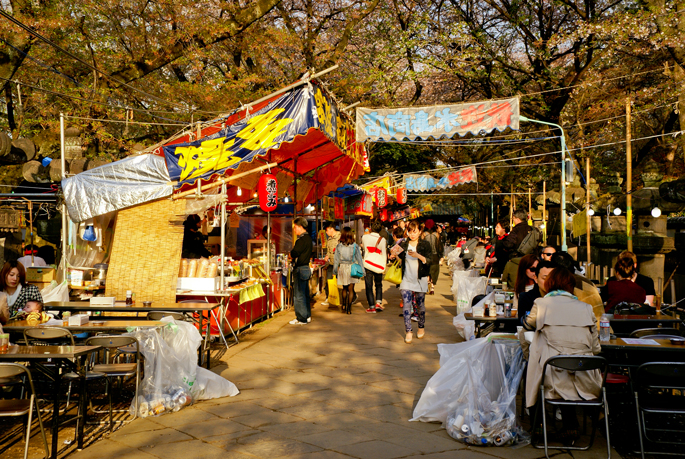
left=0, top=334, right=9, bottom=352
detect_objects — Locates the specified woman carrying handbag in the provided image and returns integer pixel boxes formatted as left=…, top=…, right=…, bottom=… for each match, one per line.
left=397, top=220, right=433, bottom=343
left=333, top=227, right=365, bottom=314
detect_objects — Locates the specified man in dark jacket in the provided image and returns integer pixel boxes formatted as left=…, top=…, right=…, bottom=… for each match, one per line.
left=502, top=209, right=531, bottom=258
left=289, top=217, right=313, bottom=325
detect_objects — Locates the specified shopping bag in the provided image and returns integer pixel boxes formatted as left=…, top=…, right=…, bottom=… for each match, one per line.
left=328, top=276, right=340, bottom=306
left=384, top=259, right=402, bottom=285
left=351, top=244, right=365, bottom=278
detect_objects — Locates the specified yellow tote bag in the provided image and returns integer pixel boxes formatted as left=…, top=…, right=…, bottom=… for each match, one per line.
left=328, top=276, right=340, bottom=306
left=384, top=259, right=402, bottom=285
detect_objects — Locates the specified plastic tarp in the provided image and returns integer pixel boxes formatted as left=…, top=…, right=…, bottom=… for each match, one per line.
left=411, top=337, right=527, bottom=446
left=62, top=154, right=172, bottom=223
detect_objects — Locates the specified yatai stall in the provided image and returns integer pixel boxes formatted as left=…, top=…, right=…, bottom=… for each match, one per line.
left=61, top=74, right=368, bottom=342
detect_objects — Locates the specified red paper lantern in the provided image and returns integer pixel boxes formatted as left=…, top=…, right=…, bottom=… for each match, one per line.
left=376, top=188, right=388, bottom=208
left=397, top=187, right=407, bottom=205
left=380, top=209, right=388, bottom=221
left=258, top=174, right=278, bottom=212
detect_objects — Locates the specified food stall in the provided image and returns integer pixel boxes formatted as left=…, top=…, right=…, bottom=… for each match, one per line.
left=60, top=73, right=369, bottom=342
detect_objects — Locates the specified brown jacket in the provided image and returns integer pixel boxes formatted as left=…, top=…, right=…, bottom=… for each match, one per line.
left=525, top=294, right=602, bottom=407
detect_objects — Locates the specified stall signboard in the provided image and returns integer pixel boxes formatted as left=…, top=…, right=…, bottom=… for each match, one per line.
left=389, top=206, right=412, bottom=222
left=405, top=166, right=477, bottom=192
left=345, top=193, right=373, bottom=216
left=229, top=211, right=240, bottom=228
left=410, top=208, right=421, bottom=219
left=164, top=84, right=367, bottom=187
left=356, top=97, right=520, bottom=142
left=334, top=197, right=345, bottom=219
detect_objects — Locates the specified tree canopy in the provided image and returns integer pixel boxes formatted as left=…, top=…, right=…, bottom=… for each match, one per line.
left=1, top=0, right=685, bottom=207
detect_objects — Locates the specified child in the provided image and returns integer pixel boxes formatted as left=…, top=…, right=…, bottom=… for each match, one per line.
left=23, top=300, right=43, bottom=314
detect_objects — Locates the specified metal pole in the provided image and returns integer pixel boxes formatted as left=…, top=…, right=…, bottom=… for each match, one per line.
left=220, top=183, right=226, bottom=291
left=60, top=113, right=68, bottom=282
left=490, top=191, right=494, bottom=237
left=626, top=97, right=633, bottom=252
left=520, top=116, right=568, bottom=252
left=543, top=181, right=547, bottom=244
left=586, top=157, right=591, bottom=266
left=266, top=211, right=272, bottom=315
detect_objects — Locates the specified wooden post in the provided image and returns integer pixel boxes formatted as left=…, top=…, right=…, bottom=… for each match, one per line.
left=626, top=97, right=633, bottom=252
left=528, top=187, right=532, bottom=216
left=542, top=181, right=547, bottom=244
left=586, top=157, right=591, bottom=266
left=509, top=185, right=514, bottom=229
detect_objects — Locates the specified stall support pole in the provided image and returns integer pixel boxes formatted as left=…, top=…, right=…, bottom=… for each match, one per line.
left=626, top=97, right=633, bottom=252
left=218, top=182, right=239, bottom=346
left=490, top=191, right=494, bottom=237
left=59, top=113, right=68, bottom=282
left=543, top=181, right=547, bottom=244
left=586, top=157, right=591, bottom=266
left=267, top=211, right=272, bottom=317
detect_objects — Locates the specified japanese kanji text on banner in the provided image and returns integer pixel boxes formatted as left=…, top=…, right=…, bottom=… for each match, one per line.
left=356, top=98, right=519, bottom=142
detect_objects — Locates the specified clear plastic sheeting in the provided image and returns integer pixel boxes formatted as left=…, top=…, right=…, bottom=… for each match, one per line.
left=65, top=212, right=115, bottom=268
left=62, top=154, right=173, bottom=223
left=126, top=318, right=238, bottom=417
left=181, top=190, right=223, bottom=216
left=411, top=338, right=528, bottom=447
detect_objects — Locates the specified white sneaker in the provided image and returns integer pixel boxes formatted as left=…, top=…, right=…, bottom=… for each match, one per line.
left=289, top=318, right=307, bottom=325
left=307, top=317, right=312, bottom=323
left=321, top=301, right=329, bottom=306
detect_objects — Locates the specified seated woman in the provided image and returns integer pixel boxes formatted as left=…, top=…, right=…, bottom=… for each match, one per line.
left=525, top=266, right=602, bottom=442
left=0, top=261, right=43, bottom=324
left=601, top=257, right=646, bottom=312
left=513, top=254, right=538, bottom=308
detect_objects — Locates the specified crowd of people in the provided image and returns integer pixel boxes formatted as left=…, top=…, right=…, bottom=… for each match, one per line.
left=290, top=217, right=458, bottom=343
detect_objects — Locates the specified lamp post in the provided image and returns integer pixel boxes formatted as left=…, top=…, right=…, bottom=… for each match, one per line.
left=519, top=116, right=568, bottom=252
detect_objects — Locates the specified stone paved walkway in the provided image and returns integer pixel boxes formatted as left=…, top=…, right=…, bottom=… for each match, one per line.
left=10, top=266, right=620, bottom=459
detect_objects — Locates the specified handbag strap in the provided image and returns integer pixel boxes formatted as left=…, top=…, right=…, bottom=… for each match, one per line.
left=375, top=236, right=382, bottom=248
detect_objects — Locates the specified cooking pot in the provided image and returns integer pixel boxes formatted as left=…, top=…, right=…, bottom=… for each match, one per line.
left=93, top=263, right=108, bottom=281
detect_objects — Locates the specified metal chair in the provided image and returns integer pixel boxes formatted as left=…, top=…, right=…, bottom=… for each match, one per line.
left=0, top=363, right=50, bottom=459
left=23, top=327, right=74, bottom=346
left=629, top=328, right=685, bottom=340
left=532, top=355, right=610, bottom=459
left=84, top=335, right=140, bottom=431
left=146, top=311, right=185, bottom=321
left=633, top=362, right=685, bottom=458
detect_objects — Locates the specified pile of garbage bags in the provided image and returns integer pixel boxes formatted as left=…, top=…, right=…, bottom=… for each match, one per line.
left=127, top=317, right=239, bottom=417
left=411, top=337, right=529, bottom=447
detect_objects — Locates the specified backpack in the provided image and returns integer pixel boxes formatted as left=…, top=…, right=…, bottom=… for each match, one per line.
left=517, top=226, right=541, bottom=255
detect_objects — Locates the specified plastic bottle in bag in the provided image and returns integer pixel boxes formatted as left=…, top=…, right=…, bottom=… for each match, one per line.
left=599, top=313, right=611, bottom=342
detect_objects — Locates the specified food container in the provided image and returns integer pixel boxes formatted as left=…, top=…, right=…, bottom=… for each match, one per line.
left=0, top=334, right=9, bottom=352
left=142, top=301, right=152, bottom=307
left=670, top=338, right=685, bottom=345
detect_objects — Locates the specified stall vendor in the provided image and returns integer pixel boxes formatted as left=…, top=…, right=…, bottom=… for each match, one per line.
left=182, top=215, right=211, bottom=259
left=0, top=261, right=43, bottom=324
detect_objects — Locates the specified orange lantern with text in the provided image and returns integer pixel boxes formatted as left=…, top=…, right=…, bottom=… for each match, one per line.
left=376, top=188, right=388, bottom=208
left=397, top=187, right=407, bottom=205
left=380, top=209, right=388, bottom=221
left=258, top=174, right=278, bottom=212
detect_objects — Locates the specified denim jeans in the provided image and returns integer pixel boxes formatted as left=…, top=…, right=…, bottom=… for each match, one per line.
left=324, top=264, right=334, bottom=299
left=293, top=265, right=311, bottom=322
left=364, top=270, right=383, bottom=307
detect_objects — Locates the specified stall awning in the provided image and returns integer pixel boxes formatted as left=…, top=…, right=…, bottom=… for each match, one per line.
left=63, top=79, right=368, bottom=222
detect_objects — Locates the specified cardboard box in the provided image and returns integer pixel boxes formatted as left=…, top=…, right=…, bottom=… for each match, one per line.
left=90, top=297, right=115, bottom=306
left=26, top=267, right=55, bottom=283
left=176, top=277, right=219, bottom=292
left=69, top=314, right=89, bottom=326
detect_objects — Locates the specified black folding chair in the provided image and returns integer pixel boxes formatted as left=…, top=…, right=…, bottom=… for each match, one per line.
left=629, top=328, right=685, bottom=340
left=633, top=362, right=685, bottom=458
left=0, top=363, right=50, bottom=459
left=532, top=355, right=610, bottom=459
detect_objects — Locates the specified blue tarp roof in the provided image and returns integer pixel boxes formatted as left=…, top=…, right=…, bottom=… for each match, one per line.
left=328, top=184, right=364, bottom=199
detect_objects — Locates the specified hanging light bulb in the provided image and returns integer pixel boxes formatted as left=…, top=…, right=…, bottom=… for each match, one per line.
left=613, top=207, right=622, bottom=216
left=237, top=187, right=242, bottom=196
left=587, top=208, right=594, bottom=216
left=284, top=195, right=290, bottom=203
left=651, top=207, right=662, bottom=218
left=253, top=192, right=258, bottom=198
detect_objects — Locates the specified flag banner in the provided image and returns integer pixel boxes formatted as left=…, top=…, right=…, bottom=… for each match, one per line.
left=356, top=97, right=519, bottom=142
left=405, top=166, right=477, bottom=191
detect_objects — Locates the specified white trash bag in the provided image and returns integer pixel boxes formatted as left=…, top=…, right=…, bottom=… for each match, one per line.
left=411, top=338, right=528, bottom=447
left=455, top=275, right=487, bottom=315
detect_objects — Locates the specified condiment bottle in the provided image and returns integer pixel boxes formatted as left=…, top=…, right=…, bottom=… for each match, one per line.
left=126, top=290, right=134, bottom=306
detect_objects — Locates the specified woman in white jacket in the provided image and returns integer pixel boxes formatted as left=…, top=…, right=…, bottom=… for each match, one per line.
left=361, top=219, right=387, bottom=313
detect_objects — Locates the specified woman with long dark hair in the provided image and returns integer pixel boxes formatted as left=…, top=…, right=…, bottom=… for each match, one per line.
left=333, top=227, right=364, bottom=314
left=514, top=254, right=539, bottom=304
left=0, top=261, right=43, bottom=324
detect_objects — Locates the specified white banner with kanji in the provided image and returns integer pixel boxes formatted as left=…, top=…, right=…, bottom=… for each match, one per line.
left=356, top=97, right=519, bottom=142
